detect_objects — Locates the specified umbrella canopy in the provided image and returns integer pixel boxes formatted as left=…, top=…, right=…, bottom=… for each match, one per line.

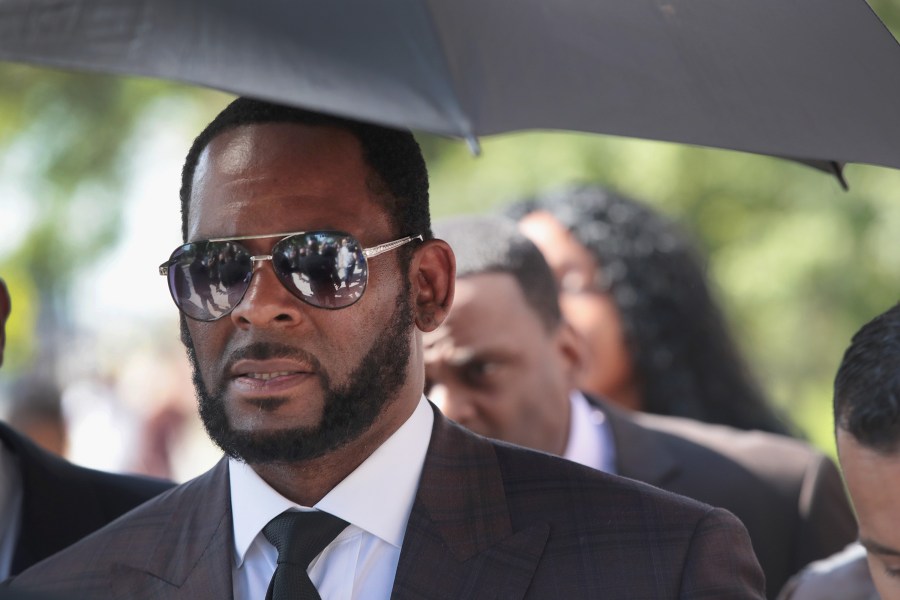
left=2, top=0, right=900, bottom=172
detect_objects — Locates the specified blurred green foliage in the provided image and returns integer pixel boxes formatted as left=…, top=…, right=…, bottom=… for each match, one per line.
left=0, top=64, right=226, bottom=367
left=3, top=4, right=900, bottom=456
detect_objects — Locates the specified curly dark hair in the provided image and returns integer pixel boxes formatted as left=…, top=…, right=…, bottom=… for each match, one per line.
left=180, top=97, right=432, bottom=258
left=834, top=303, right=900, bottom=454
left=510, top=184, right=791, bottom=436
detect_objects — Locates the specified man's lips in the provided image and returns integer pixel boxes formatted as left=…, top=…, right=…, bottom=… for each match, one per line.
left=228, top=359, right=316, bottom=395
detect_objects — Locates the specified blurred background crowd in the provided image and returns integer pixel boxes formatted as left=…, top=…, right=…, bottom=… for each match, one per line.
left=2, top=0, right=900, bottom=483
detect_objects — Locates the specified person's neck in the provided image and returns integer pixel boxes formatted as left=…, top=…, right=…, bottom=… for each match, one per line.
left=250, top=447, right=370, bottom=507
left=551, top=393, right=572, bottom=457
left=250, top=394, right=420, bottom=506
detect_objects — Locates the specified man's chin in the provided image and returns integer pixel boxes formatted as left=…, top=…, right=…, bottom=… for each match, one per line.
left=226, top=406, right=326, bottom=434
left=209, top=425, right=343, bottom=464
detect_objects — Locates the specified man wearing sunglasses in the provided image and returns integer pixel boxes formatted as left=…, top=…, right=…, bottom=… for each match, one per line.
left=8, top=98, right=763, bottom=599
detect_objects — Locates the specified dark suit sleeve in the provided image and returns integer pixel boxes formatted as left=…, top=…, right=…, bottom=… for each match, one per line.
left=794, top=454, right=856, bottom=572
left=679, top=507, right=767, bottom=599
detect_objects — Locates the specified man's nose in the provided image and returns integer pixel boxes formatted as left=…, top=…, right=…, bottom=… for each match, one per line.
left=229, top=261, right=305, bottom=328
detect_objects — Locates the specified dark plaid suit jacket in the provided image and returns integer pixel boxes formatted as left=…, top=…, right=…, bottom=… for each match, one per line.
left=0, top=421, right=173, bottom=576
left=7, top=405, right=765, bottom=599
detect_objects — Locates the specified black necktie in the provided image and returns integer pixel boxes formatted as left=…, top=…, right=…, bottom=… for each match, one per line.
left=263, top=510, right=350, bottom=600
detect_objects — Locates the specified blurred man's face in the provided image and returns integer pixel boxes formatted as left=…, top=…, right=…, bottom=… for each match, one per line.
left=0, top=278, right=10, bottom=367
left=519, top=211, right=639, bottom=411
left=423, top=273, right=575, bottom=455
left=837, top=428, right=900, bottom=598
left=182, top=122, right=417, bottom=464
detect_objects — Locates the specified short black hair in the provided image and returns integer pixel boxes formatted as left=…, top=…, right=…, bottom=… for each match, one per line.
left=834, top=303, right=900, bottom=454
left=433, top=215, right=561, bottom=331
left=509, top=184, right=791, bottom=436
left=179, top=97, right=432, bottom=249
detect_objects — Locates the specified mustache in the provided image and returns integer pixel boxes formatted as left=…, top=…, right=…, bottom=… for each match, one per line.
left=224, top=341, right=324, bottom=372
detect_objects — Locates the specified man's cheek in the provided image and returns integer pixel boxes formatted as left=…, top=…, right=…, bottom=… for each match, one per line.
left=189, top=324, right=227, bottom=380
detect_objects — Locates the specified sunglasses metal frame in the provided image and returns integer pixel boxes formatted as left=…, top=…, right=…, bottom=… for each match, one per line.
left=158, top=230, right=423, bottom=320
left=158, top=231, right=423, bottom=276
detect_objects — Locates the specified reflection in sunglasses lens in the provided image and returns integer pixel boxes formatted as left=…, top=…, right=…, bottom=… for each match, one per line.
left=168, top=242, right=254, bottom=321
left=167, top=232, right=371, bottom=321
left=272, top=233, right=367, bottom=309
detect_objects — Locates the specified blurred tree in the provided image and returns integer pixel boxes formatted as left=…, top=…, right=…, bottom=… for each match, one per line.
left=0, top=64, right=222, bottom=371
left=870, top=0, right=900, bottom=33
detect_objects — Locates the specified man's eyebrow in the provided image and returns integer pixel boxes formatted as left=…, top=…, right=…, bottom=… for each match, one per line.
left=860, top=537, right=900, bottom=557
left=448, top=349, right=503, bottom=366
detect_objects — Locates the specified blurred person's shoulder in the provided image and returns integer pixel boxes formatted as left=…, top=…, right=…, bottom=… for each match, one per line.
left=597, top=398, right=857, bottom=595
left=1, top=420, right=172, bottom=516
left=626, top=408, right=841, bottom=490
left=613, top=405, right=854, bottom=538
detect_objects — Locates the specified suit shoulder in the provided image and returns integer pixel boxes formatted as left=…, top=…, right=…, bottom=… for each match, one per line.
left=67, top=463, right=175, bottom=507
left=13, top=427, right=174, bottom=506
left=633, top=412, right=834, bottom=483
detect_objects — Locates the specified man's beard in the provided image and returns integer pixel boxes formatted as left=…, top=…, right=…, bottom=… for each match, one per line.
left=182, top=282, right=414, bottom=464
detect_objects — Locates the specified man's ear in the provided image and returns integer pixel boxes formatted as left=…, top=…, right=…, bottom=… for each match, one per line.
left=554, top=320, right=589, bottom=389
left=410, top=239, right=455, bottom=332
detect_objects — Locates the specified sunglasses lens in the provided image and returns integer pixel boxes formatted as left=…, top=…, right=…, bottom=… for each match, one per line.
left=166, top=241, right=253, bottom=321
left=272, top=232, right=368, bottom=309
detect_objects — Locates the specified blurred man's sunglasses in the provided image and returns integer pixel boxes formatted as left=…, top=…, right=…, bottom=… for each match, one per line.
left=159, top=230, right=422, bottom=321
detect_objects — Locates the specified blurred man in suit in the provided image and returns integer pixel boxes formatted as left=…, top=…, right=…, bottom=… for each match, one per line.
left=780, top=304, right=900, bottom=599
left=424, top=215, right=855, bottom=597
left=0, top=278, right=173, bottom=578
left=9, top=98, right=764, bottom=599
left=6, top=377, right=67, bottom=457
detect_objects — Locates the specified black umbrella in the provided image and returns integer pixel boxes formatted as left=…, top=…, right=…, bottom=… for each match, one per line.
left=2, top=0, right=900, bottom=177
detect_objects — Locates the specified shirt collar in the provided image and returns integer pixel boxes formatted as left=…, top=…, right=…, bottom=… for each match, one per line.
left=563, top=390, right=616, bottom=473
left=229, top=395, right=434, bottom=567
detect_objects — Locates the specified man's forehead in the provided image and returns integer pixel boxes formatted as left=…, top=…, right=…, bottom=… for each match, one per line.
left=187, top=122, right=387, bottom=240
left=200, top=121, right=362, bottom=171
left=427, top=274, right=546, bottom=350
left=453, top=273, right=530, bottom=313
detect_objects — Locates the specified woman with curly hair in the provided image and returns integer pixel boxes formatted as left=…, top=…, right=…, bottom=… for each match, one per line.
left=514, top=185, right=792, bottom=436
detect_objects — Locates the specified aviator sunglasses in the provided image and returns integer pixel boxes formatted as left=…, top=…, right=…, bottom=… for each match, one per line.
left=159, top=230, right=422, bottom=321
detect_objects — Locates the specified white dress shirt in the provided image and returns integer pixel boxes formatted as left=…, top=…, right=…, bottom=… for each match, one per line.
left=230, top=395, right=434, bottom=600
left=563, top=391, right=617, bottom=475
left=0, top=442, right=23, bottom=579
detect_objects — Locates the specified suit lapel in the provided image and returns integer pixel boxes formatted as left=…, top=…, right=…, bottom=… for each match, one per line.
left=599, top=399, right=680, bottom=486
left=109, top=458, right=234, bottom=599
left=392, top=406, right=548, bottom=600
